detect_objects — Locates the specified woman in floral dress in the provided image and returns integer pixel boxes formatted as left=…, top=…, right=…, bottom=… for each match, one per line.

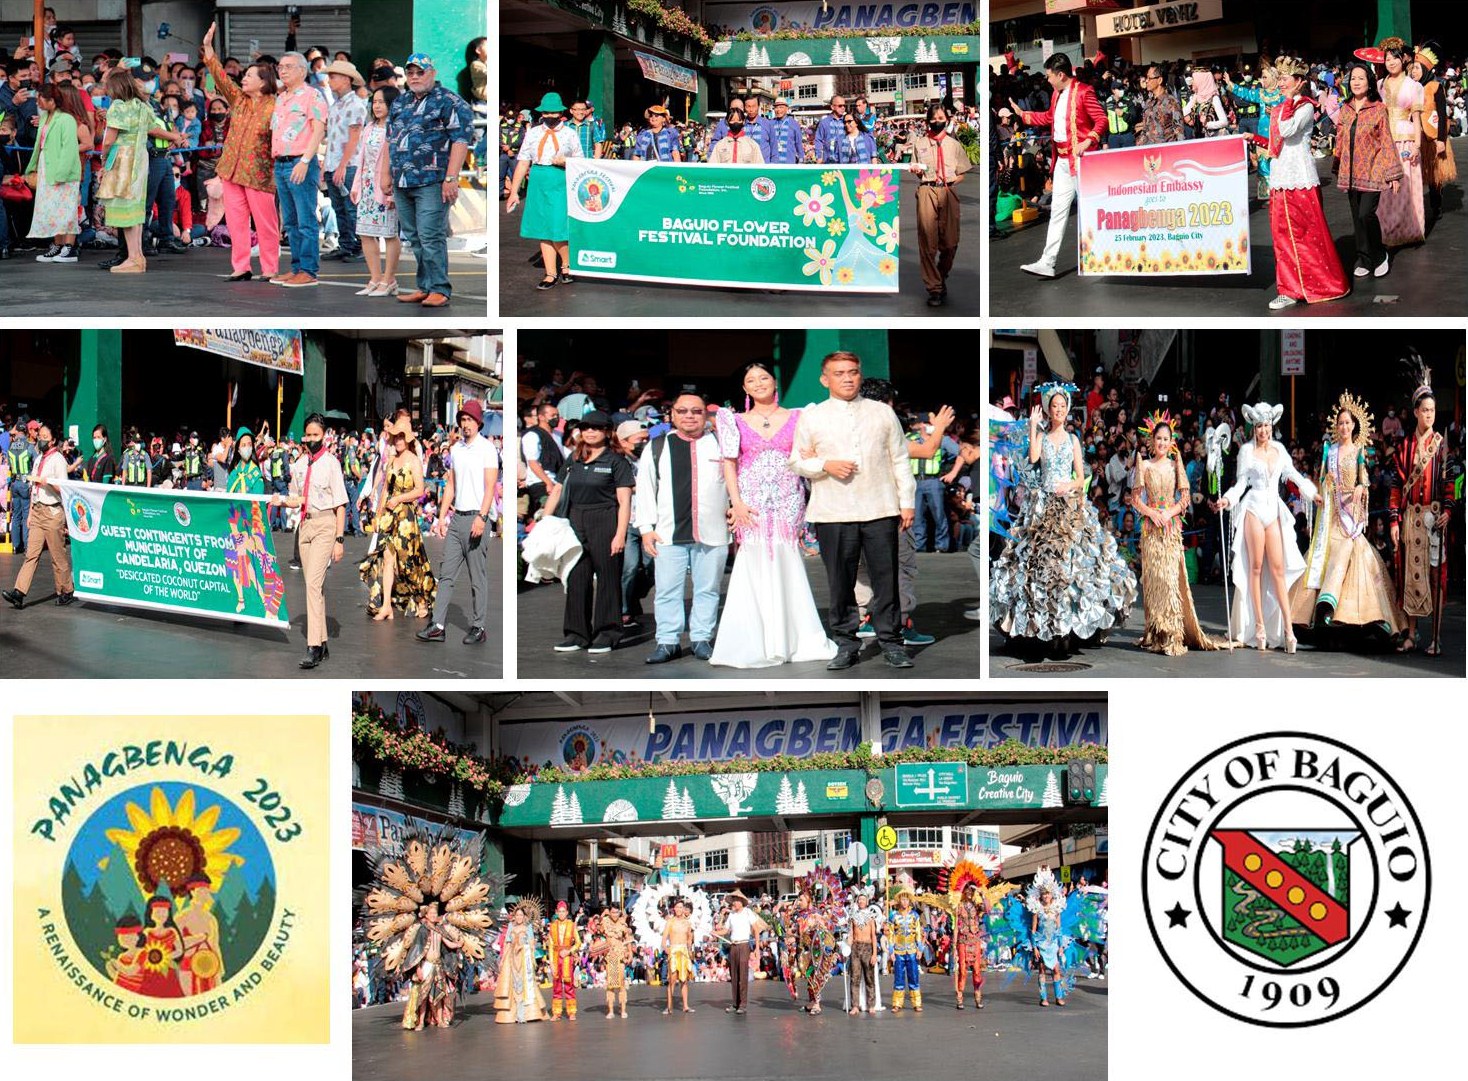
left=358, top=415, right=436, bottom=619
left=24, top=84, right=87, bottom=262
left=351, top=86, right=402, bottom=296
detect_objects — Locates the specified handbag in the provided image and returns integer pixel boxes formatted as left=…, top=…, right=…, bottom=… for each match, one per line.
left=0, top=174, right=33, bottom=202
left=95, top=141, right=136, bottom=201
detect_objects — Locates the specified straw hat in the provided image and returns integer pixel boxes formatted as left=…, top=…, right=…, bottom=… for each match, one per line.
left=323, top=60, right=364, bottom=88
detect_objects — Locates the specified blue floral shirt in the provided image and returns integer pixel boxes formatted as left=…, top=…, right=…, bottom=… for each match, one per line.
left=386, top=84, right=475, bottom=189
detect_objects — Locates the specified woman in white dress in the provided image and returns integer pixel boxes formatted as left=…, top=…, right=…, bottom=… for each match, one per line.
left=709, top=361, right=837, bottom=668
left=1214, top=402, right=1324, bottom=652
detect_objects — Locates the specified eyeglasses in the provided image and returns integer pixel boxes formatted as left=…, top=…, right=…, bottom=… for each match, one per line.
left=671, top=408, right=704, bottom=416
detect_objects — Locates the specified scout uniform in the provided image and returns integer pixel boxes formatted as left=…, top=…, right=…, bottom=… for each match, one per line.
left=909, top=128, right=971, bottom=303
left=516, top=92, right=582, bottom=245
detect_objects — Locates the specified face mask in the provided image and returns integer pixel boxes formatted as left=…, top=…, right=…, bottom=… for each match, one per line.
left=928, top=121, right=946, bottom=134
left=37, top=438, right=52, bottom=452
left=240, top=445, right=254, bottom=461
left=210, top=112, right=227, bottom=122
left=303, top=439, right=323, bottom=455
left=543, top=115, right=562, bottom=127
left=93, top=437, right=105, bottom=450
left=181, top=78, right=194, bottom=91
left=729, top=121, right=743, bottom=132
left=143, top=79, right=158, bottom=94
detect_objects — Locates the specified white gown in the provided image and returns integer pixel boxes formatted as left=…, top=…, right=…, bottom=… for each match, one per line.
left=1220, top=440, right=1318, bottom=646
left=709, top=410, right=838, bottom=668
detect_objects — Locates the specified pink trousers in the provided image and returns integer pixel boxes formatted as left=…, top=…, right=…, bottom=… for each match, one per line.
left=221, top=177, right=280, bottom=275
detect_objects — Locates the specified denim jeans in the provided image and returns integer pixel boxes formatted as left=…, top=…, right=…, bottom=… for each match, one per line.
left=344, top=477, right=362, bottom=533
left=326, top=164, right=359, bottom=253
left=7, top=485, right=28, bottom=551
left=0, top=196, right=8, bottom=252
left=912, top=477, right=950, bottom=552
left=395, top=181, right=451, bottom=297
left=620, top=523, right=651, bottom=616
left=274, top=156, right=320, bottom=278
left=652, top=541, right=727, bottom=645
left=145, top=153, right=176, bottom=243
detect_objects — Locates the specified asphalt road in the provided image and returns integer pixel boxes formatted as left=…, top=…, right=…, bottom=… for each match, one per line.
left=989, top=579, right=1463, bottom=679
left=498, top=171, right=982, bottom=317
left=353, top=972, right=1107, bottom=1081
left=0, top=532, right=502, bottom=679
left=990, top=135, right=1467, bottom=318
left=0, top=242, right=489, bottom=317
left=517, top=549, right=981, bottom=679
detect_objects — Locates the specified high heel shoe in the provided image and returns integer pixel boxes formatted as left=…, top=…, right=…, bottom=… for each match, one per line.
left=1285, top=633, right=1298, bottom=655
left=1253, top=625, right=1268, bottom=651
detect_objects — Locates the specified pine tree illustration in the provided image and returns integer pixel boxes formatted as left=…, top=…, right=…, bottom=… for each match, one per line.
left=794, top=781, right=810, bottom=813
left=663, top=780, right=683, bottom=819
left=1041, top=770, right=1062, bottom=808
left=1097, top=773, right=1109, bottom=807
left=568, top=792, right=584, bottom=824
left=679, top=788, right=696, bottom=818
left=776, top=775, right=796, bottom=814
left=551, top=786, right=571, bottom=823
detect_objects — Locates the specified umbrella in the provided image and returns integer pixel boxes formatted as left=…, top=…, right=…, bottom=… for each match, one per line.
left=322, top=409, right=352, bottom=421
left=482, top=411, right=503, bottom=437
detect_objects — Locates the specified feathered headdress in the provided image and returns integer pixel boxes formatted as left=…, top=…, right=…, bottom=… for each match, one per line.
left=1240, top=402, right=1284, bottom=429
left=1138, top=409, right=1179, bottom=454
left=1327, top=391, right=1374, bottom=446
left=1400, top=350, right=1434, bottom=406
left=1377, top=36, right=1407, bottom=56
left=945, top=855, right=1018, bottom=911
left=1024, top=867, right=1065, bottom=918
left=1035, top=381, right=1079, bottom=413
left=360, top=824, right=510, bottom=985
left=1415, top=43, right=1440, bottom=71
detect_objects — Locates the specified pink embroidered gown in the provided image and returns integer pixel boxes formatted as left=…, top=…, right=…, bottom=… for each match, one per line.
left=710, top=410, right=837, bottom=667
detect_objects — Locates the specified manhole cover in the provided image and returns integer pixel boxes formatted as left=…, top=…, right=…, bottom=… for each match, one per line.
left=1003, top=661, right=1092, bottom=673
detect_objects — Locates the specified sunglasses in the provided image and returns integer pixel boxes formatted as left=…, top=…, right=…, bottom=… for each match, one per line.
left=671, top=407, right=704, bottom=416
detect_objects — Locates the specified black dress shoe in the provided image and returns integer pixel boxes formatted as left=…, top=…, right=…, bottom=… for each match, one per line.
left=164, top=238, right=189, bottom=253
left=690, top=640, right=713, bottom=660
left=926, top=292, right=945, bottom=307
left=416, top=624, right=446, bottom=642
left=298, top=643, right=328, bottom=669
left=224, top=270, right=253, bottom=282
left=883, top=647, right=914, bottom=669
left=2, top=588, right=25, bottom=609
left=462, top=626, right=486, bottom=644
left=97, top=253, right=127, bottom=269
left=826, top=649, right=859, bottom=671
left=645, top=643, right=682, bottom=664
left=57, top=592, right=76, bottom=606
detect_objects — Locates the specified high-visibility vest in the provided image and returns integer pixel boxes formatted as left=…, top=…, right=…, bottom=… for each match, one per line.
left=908, top=434, right=942, bottom=477
left=184, top=446, right=204, bottom=477
left=270, top=447, right=287, bottom=480
left=7, top=443, right=32, bottom=483
left=123, top=449, right=150, bottom=484
left=1106, top=104, right=1131, bottom=134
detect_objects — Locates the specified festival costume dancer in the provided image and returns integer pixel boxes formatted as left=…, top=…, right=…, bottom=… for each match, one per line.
left=1132, top=411, right=1224, bottom=656
left=599, top=906, right=633, bottom=1018
left=845, top=886, right=884, bottom=1014
left=1290, top=392, right=1407, bottom=643
left=989, top=382, right=1136, bottom=655
left=1390, top=360, right=1459, bottom=655
left=1376, top=39, right=1426, bottom=249
left=359, top=415, right=436, bottom=619
left=711, top=361, right=837, bottom=667
left=953, top=883, right=988, bottom=1009
left=783, top=891, right=838, bottom=1014
left=548, top=899, right=582, bottom=1019
left=495, top=901, right=547, bottom=1023
left=1217, top=403, right=1321, bottom=651
left=662, top=899, right=697, bottom=1015
left=1026, top=870, right=1068, bottom=1007
left=1412, top=45, right=1456, bottom=224
left=360, top=824, right=503, bottom=1029
left=1265, top=57, right=1351, bottom=310
left=887, top=890, right=924, bottom=1011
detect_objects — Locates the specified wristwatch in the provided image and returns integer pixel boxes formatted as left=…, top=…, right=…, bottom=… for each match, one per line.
left=477, top=511, right=489, bottom=522
left=335, top=535, right=345, bottom=544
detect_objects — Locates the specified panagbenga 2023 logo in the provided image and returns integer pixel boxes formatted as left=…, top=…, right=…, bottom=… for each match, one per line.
left=1143, top=732, right=1429, bottom=1027
left=14, top=717, right=329, bottom=1043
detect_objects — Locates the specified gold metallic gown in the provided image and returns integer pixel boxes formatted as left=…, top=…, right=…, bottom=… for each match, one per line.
left=1136, top=456, right=1222, bottom=656
left=1289, top=441, right=1407, bottom=634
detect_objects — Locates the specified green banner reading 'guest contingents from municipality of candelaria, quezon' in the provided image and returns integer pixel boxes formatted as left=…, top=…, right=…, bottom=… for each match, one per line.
left=567, top=161, right=902, bottom=291
left=54, top=482, right=290, bottom=628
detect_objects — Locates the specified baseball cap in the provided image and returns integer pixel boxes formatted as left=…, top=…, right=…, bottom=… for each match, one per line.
left=616, top=420, right=646, bottom=442
left=404, top=52, right=434, bottom=71
left=370, top=65, right=396, bottom=83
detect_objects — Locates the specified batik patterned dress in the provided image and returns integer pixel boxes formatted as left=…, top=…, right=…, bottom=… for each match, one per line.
left=1135, top=454, right=1222, bottom=656
left=358, top=464, right=436, bottom=614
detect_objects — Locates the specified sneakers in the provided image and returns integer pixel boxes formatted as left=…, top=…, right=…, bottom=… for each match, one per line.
left=35, top=244, right=64, bottom=262
left=963, top=606, right=982, bottom=621
left=855, top=616, right=876, bottom=639
left=645, top=643, right=682, bottom=664
left=554, top=638, right=584, bottom=652
left=588, top=636, right=615, bottom=655
left=883, top=647, right=915, bottom=669
left=902, top=624, right=935, bottom=646
left=416, top=624, right=446, bottom=643
left=1021, top=261, right=1057, bottom=278
left=1268, top=295, right=1299, bottom=310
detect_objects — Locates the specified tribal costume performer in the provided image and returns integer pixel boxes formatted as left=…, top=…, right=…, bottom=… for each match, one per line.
left=361, top=825, right=504, bottom=1030
left=1290, top=392, right=1407, bottom=644
left=844, top=886, right=884, bottom=1014
left=496, top=900, right=548, bottom=1023
left=887, top=889, right=925, bottom=1011
left=1413, top=44, right=1456, bottom=224
left=1390, top=359, right=1460, bottom=655
left=548, top=900, right=583, bottom=1019
left=783, top=891, right=838, bottom=1014
left=953, top=882, right=990, bottom=1009
left=599, top=906, right=633, bottom=1018
left=1026, top=869, right=1069, bottom=1008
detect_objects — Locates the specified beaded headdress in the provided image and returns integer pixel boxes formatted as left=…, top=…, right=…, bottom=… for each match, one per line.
left=1138, top=409, right=1178, bottom=445
left=1273, top=55, right=1310, bottom=78
left=1035, top=380, right=1079, bottom=412
left=1415, top=44, right=1440, bottom=71
left=1326, top=391, right=1374, bottom=446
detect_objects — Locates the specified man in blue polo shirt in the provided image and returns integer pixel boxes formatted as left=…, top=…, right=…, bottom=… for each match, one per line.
left=741, top=95, right=773, bottom=160
left=633, top=105, right=681, bottom=162
left=765, top=97, right=806, bottom=163
left=812, top=94, right=848, bottom=163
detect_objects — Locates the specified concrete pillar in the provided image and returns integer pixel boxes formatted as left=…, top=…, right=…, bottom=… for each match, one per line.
left=582, top=31, right=615, bottom=121
left=775, top=330, right=890, bottom=409
left=289, top=332, right=328, bottom=438
left=696, top=71, right=709, bottom=122
left=859, top=690, right=883, bottom=756
left=1376, top=0, right=1411, bottom=43
left=858, top=814, right=878, bottom=886
left=66, top=330, right=122, bottom=448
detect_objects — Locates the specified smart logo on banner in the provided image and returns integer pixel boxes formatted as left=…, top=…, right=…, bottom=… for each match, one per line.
left=567, top=159, right=901, bottom=292
left=14, top=716, right=329, bottom=1042
left=1143, top=733, right=1429, bottom=1026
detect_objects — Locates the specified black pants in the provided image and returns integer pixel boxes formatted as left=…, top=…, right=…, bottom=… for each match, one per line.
left=1347, top=189, right=1383, bottom=269
left=729, top=942, right=750, bottom=1009
left=564, top=505, right=624, bottom=646
left=816, top=516, right=901, bottom=649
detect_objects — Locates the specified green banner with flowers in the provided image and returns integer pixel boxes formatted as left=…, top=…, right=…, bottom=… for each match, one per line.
left=566, top=160, right=901, bottom=292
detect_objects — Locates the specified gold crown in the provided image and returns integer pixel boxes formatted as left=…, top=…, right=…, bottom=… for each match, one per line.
left=1327, top=390, right=1375, bottom=446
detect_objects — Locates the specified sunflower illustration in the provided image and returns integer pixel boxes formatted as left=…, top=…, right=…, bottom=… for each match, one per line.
left=142, top=944, right=175, bottom=974
left=878, top=257, right=897, bottom=276
left=827, top=217, right=847, bottom=237
left=836, top=267, right=855, bottom=284
left=105, top=787, right=244, bottom=895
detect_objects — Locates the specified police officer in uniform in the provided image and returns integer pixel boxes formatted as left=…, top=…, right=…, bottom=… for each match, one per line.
left=906, top=104, right=970, bottom=307
left=6, top=419, right=36, bottom=554
left=1105, top=82, right=1138, bottom=148
left=908, top=423, right=950, bottom=553
left=182, top=432, right=207, bottom=490
left=120, top=430, right=152, bottom=487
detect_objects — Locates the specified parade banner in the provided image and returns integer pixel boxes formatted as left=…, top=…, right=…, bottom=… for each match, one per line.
left=350, top=802, right=483, bottom=854
left=634, top=50, right=698, bottom=92
left=14, top=715, right=329, bottom=1042
left=494, top=701, right=1108, bottom=774
left=173, top=328, right=304, bottom=374
left=708, top=33, right=979, bottom=69
left=54, top=481, right=290, bottom=628
left=1075, top=135, right=1250, bottom=276
left=705, top=2, right=977, bottom=35
left=567, top=160, right=902, bottom=292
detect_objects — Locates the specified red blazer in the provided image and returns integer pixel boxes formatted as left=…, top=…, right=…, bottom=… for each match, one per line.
left=1022, top=80, right=1108, bottom=167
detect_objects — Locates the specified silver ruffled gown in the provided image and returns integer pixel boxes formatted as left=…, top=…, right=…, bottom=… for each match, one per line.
left=990, top=430, right=1137, bottom=650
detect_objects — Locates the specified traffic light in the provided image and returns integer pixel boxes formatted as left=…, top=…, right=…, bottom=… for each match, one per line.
left=1065, top=759, right=1096, bottom=805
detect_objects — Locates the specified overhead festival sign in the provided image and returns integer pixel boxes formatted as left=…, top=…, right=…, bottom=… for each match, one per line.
left=1075, top=136, right=1249, bottom=276
left=495, top=701, right=1108, bottom=774
left=567, top=160, right=901, bottom=292
left=173, top=328, right=304, bottom=374
left=54, top=482, right=290, bottom=628
left=350, top=803, right=483, bottom=854
left=704, top=2, right=977, bottom=34
left=634, top=50, right=698, bottom=92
